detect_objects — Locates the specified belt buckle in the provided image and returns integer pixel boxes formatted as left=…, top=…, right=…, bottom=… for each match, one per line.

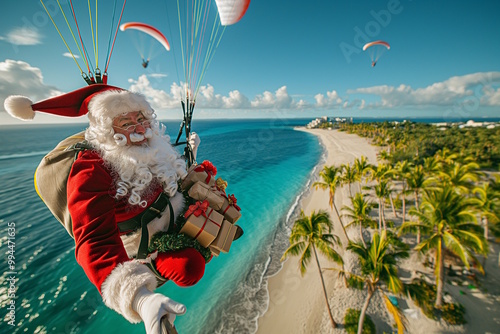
left=149, top=206, right=163, bottom=218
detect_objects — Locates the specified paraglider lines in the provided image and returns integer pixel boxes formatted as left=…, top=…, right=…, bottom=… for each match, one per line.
left=40, top=0, right=84, bottom=76
left=68, top=0, right=95, bottom=81
left=41, top=0, right=126, bottom=84
left=87, top=0, right=99, bottom=70
left=104, top=0, right=127, bottom=79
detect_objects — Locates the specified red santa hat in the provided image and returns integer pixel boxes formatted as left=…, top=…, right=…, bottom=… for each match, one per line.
left=4, top=84, right=153, bottom=123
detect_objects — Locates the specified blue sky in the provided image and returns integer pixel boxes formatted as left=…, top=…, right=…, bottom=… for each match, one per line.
left=1, top=0, right=500, bottom=124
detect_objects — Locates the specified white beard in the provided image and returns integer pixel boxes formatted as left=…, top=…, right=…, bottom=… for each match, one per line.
left=87, top=123, right=188, bottom=207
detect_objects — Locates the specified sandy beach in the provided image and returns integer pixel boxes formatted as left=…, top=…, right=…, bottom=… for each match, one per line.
left=256, top=128, right=500, bottom=334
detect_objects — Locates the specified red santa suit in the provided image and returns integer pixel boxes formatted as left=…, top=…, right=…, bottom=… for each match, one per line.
left=4, top=85, right=206, bottom=324
left=67, top=146, right=205, bottom=323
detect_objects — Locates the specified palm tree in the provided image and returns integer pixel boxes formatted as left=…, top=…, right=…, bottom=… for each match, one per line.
left=347, top=231, right=409, bottom=334
left=406, top=164, right=427, bottom=243
left=342, top=193, right=376, bottom=248
left=369, top=163, right=398, bottom=218
left=472, top=181, right=500, bottom=240
left=434, top=147, right=458, bottom=166
left=312, top=165, right=350, bottom=242
left=422, top=156, right=440, bottom=175
left=439, top=161, right=481, bottom=195
left=354, top=156, right=372, bottom=192
left=488, top=175, right=500, bottom=238
left=281, top=210, right=343, bottom=329
left=372, top=179, right=391, bottom=231
left=395, top=160, right=413, bottom=220
left=399, top=186, right=488, bottom=307
left=377, top=149, right=392, bottom=162
left=341, top=162, right=357, bottom=197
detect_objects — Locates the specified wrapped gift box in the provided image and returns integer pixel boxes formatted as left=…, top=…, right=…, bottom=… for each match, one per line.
left=211, top=184, right=242, bottom=223
left=218, top=193, right=242, bottom=223
left=188, top=181, right=224, bottom=211
left=209, top=245, right=220, bottom=257
left=180, top=200, right=223, bottom=247
left=210, top=219, right=238, bottom=253
left=181, top=161, right=217, bottom=190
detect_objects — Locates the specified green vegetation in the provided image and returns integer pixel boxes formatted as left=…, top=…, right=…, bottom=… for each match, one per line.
left=409, top=280, right=466, bottom=325
left=338, top=121, right=500, bottom=169
left=344, top=231, right=409, bottom=334
left=441, top=302, right=467, bottom=325
left=344, top=308, right=376, bottom=334
left=318, top=121, right=334, bottom=129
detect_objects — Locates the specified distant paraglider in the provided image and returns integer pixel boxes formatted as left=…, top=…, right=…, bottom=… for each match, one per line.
left=363, top=40, right=390, bottom=67
left=120, top=22, right=170, bottom=69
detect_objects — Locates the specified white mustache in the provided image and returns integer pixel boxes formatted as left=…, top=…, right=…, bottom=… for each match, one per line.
left=129, top=128, right=153, bottom=142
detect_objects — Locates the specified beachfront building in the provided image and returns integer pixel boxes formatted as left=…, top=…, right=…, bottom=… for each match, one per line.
left=433, top=119, right=499, bottom=130
left=306, top=116, right=353, bottom=129
left=459, top=120, right=498, bottom=129
left=306, top=116, right=330, bottom=129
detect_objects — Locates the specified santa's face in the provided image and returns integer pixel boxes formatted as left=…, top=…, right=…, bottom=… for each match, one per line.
left=112, top=111, right=152, bottom=146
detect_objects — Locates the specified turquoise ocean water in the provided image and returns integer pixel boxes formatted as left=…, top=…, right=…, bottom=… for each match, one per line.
left=0, top=118, right=322, bottom=334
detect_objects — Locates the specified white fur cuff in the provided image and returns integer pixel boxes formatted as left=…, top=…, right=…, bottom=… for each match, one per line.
left=101, top=260, right=158, bottom=323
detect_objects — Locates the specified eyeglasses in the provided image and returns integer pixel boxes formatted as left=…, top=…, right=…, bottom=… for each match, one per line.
left=114, top=120, right=151, bottom=132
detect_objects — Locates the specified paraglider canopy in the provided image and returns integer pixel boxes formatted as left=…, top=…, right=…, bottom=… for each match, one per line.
left=363, top=40, right=390, bottom=67
left=120, top=22, right=171, bottom=51
left=215, top=0, right=251, bottom=25
left=120, top=22, right=170, bottom=68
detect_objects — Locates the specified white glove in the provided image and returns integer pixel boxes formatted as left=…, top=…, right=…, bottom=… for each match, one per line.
left=132, top=286, right=186, bottom=334
left=188, top=132, right=201, bottom=160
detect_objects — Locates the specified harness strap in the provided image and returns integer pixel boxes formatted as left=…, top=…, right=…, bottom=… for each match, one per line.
left=118, top=192, right=175, bottom=259
left=67, top=141, right=93, bottom=160
left=145, top=261, right=168, bottom=286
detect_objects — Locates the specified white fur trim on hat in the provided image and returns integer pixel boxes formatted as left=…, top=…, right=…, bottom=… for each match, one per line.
left=4, top=95, right=35, bottom=121
left=100, top=260, right=158, bottom=323
left=87, top=90, right=154, bottom=125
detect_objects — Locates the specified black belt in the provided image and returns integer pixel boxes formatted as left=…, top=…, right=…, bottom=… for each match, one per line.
left=118, top=192, right=175, bottom=259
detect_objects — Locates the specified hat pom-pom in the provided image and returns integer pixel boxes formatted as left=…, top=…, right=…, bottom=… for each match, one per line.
left=4, top=95, right=35, bottom=121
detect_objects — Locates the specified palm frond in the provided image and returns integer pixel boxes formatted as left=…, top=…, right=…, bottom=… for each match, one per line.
left=281, top=241, right=306, bottom=261
left=382, top=292, right=408, bottom=334
left=402, top=280, right=428, bottom=304
left=299, top=246, right=312, bottom=276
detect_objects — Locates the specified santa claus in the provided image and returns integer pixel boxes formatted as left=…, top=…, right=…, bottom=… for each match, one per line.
left=4, top=85, right=215, bottom=334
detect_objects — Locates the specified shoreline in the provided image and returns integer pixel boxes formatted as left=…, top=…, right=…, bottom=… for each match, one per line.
left=255, top=128, right=500, bottom=334
left=256, top=128, right=380, bottom=334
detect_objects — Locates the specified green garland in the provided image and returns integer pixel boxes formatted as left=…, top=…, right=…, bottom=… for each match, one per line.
left=147, top=186, right=214, bottom=263
left=148, top=232, right=212, bottom=262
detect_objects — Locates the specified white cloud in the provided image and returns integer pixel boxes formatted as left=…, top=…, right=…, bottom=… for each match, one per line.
left=347, top=72, right=500, bottom=108
left=481, top=86, right=500, bottom=106
left=222, top=90, right=251, bottom=109
left=148, top=73, right=168, bottom=78
left=129, top=75, right=253, bottom=110
left=0, top=59, right=62, bottom=108
left=6, top=27, right=42, bottom=45
left=128, top=75, right=180, bottom=109
left=3, top=59, right=498, bottom=123
left=63, top=52, right=79, bottom=59
left=251, top=86, right=296, bottom=109
left=314, top=90, right=343, bottom=108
